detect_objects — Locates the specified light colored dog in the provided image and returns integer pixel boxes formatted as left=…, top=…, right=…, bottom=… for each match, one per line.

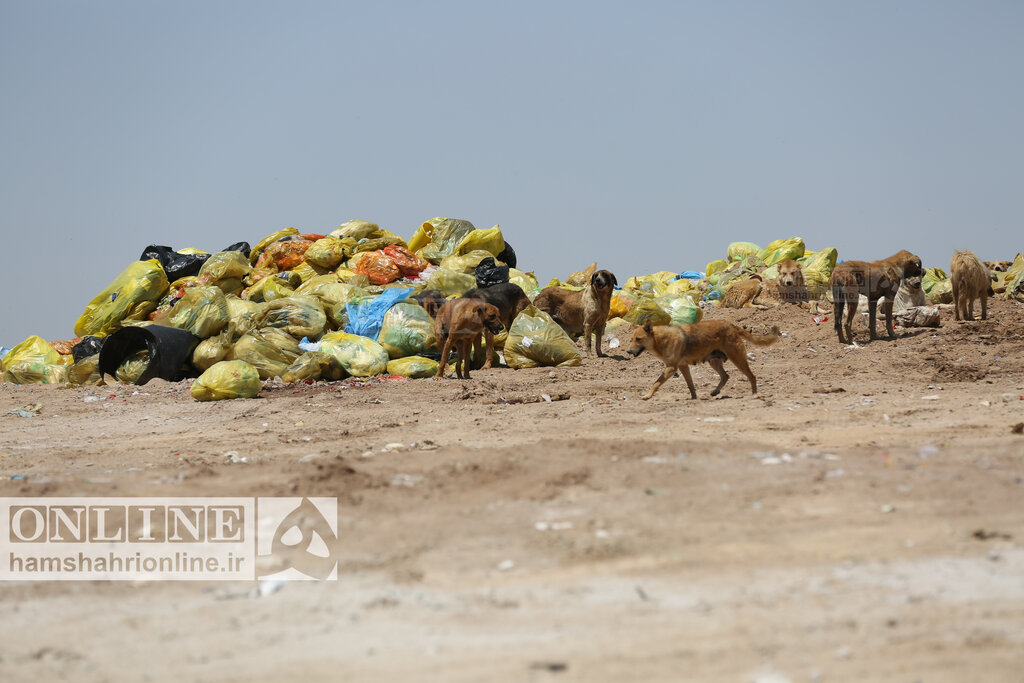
left=951, top=250, right=992, bottom=321
left=626, top=320, right=780, bottom=400
left=533, top=269, right=618, bottom=356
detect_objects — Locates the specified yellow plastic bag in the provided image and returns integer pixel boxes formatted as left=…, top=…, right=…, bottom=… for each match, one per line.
left=758, top=237, right=806, bottom=267
left=377, top=302, right=436, bottom=358
left=386, top=356, right=439, bottom=378
left=415, top=217, right=477, bottom=263
left=198, top=251, right=251, bottom=294
left=426, top=268, right=477, bottom=297
left=1003, top=253, right=1024, bottom=300
left=191, top=327, right=234, bottom=372
left=190, top=360, right=262, bottom=401
left=509, top=269, right=539, bottom=296
left=115, top=349, right=150, bottom=384
left=440, top=249, right=499, bottom=274
left=2, top=336, right=66, bottom=384
left=75, top=260, right=169, bottom=338
left=243, top=275, right=295, bottom=302
left=281, top=351, right=346, bottom=383
left=922, top=267, right=953, bottom=304
left=625, top=271, right=677, bottom=296
left=252, top=296, right=327, bottom=339
left=228, top=327, right=301, bottom=379
left=664, top=278, right=698, bottom=298
left=67, top=354, right=104, bottom=386
left=454, top=226, right=504, bottom=257
left=249, top=227, right=300, bottom=265
left=609, top=295, right=632, bottom=319
left=319, top=332, right=389, bottom=377
left=799, top=247, right=838, bottom=299
left=165, top=286, right=229, bottom=338
left=330, top=220, right=380, bottom=241
left=566, top=262, right=597, bottom=286
left=727, top=241, right=761, bottom=262
left=655, top=294, right=702, bottom=324
left=624, top=297, right=671, bottom=326
left=504, top=306, right=582, bottom=369
left=705, top=259, right=729, bottom=278
left=305, top=237, right=357, bottom=269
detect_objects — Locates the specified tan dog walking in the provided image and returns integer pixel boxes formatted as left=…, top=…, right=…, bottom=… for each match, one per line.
left=627, top=320, right=780, bottom=400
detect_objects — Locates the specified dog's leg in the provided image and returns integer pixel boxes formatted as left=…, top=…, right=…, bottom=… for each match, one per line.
left=677, top=365, right=698, bottom=399
left=434, top=334, right=453, bottom=379
left=595, top=321, right=607, bottom=358
left=882, top=296, right=895, bottom=337
left=724, top=346, right=758, bottom=395
left=708, top=356, right=729, bottom=397
left=643, top=365, right=676, bottom=400
left=844, top=298, right=857, bottom=344
left=867, top=297, right=879, bottom=340
left=470, top=333, right=484, bottom=370
left=833, top=297, right=846, bottom=344
left=952, top=279, right=961, bottom=321
left=583, top=321, right=593, bottom=355
left=482, top=329, right=495, bottom=369
left=457, top=339, right=470, bottom=379
left=981, top=292, right=988, bottom=320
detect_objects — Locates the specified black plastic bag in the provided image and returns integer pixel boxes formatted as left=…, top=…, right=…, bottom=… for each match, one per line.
left=475, top=257, right=510, bottom=289
left=72, top=336, right=105, bottom=363
left=140, top=245, right=210, bottom=280
left=98, top=325, right=200, bottom=384
left=497, top=240, right=517, bottom=269
left=222, top=241, right=252, bottom=258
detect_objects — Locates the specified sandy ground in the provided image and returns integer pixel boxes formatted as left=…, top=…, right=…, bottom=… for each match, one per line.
left=1, top=299, right=1023, bottom=682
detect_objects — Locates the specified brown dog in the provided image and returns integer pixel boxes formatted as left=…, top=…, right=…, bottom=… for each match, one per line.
left=432, top=299, right=504, bottom=379
left=720, top=276, right=763, bottom=308
left=984, top=260, right=1013, bottom=273
left=534, top=269, right=618, bottom=356
left=951, top=250, right=991, bottom=321
left=769, top=260, right=809, bottom=304
left=830, top=249, right=923, bottom=343
left=626, top=320, right=780, bottom=400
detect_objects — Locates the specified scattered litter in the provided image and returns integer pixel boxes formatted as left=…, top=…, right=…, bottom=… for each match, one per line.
left=701, top=416, right=734, bottom=423
left=252, top=578, right=286, bottom=598
left=608, top=337, right=620, bottom=349
left=880, top=504, right=895, bottom=513
left=643, top=426, right=660, bottom=433
left=1002, top=393, right=1021, bottom=402
left=916, top=445, right=939, bottom=458
left=497, top=559, right=515, bottom=572
left=390, top=473, right=423, bottom=487
left=826, top=468, right=845, bottom=478
left=921, top=395, right=940, bottom=400
left=224, top=451, right=247, bottom=464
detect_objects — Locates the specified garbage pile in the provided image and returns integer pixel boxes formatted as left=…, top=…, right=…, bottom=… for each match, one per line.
left=2, top=223, right=1019, bottom=400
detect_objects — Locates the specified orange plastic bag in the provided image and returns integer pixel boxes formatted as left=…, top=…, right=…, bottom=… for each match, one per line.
left=355, top=251, right=402, bottom=285
left=256, top=240, right=314, bottom=271
left=383, top=245, right=429, bottom=276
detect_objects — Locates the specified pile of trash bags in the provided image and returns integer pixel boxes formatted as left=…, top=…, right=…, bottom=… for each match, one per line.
left=3, top=222, right=1019, bottom=399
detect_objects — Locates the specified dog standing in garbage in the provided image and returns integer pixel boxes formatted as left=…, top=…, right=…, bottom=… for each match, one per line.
left=533, top=269, right=618, bottom=356
left=432, top=299, right=504, bottom=379
left=950, top=250, right=992, bottom=321
left=627, top=320, right=780, bottom=400
left=829, top=249, right=923, bottom=344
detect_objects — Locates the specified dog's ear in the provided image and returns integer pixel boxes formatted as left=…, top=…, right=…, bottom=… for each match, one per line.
left=642, top=320, right=653, bottom=333
left=590, top=271, right=600, bottom=287
left=610, top=272, right=618, bottom=288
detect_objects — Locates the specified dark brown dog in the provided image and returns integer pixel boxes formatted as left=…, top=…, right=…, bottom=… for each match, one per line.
left=627, top=320, right=780, bottom=400
left=412, top=289, right=447, bottom=318
left=432, top=299, right=504, bottom=379
left=829, top=250, right=922, bottom=344
left=533, top=269, right=618, bottom=356
left=462, top=282, right=531, bottom=332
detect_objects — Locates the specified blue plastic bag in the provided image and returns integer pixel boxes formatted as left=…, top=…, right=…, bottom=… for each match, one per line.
left=344, top=288, right=412, bottom=338
left=678, top=270, right=703, bottom=280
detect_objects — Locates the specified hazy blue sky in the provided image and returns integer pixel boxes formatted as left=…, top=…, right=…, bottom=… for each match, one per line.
left=2, top=1, right=1021, bottom=344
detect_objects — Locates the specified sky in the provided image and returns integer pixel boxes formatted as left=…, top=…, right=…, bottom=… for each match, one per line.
left=2, top=1, right=1022, bottom=344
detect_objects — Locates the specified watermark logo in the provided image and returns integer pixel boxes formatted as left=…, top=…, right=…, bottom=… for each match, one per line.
left=0, top=497, right=338, bottom=581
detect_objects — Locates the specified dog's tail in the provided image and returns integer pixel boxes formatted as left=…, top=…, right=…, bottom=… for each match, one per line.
left=738, top=325, right=781, bottom=346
